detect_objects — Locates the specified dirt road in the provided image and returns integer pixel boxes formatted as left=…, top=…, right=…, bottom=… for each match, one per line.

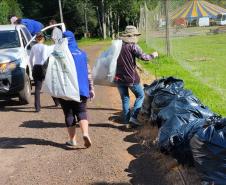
left=0, top=44, right=168, bottom=185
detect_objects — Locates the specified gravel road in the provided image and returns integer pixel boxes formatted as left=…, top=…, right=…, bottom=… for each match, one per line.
left=0, top=44, right=169, bottom=185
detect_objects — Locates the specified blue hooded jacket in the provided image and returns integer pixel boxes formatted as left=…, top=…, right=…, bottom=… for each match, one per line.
left=21, top=18, right=44, bottom=36
left=63, top=31, right=89, bottom=98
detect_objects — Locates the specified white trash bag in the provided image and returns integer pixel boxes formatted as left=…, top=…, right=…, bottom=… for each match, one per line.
left=92, top=39, right=122, bottom=86
left=43, top=39, right=80, bottom=102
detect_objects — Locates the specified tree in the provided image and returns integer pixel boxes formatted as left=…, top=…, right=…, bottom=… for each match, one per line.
left=14, top=0, right=158, bottom=39
left=0, top=0, right=22, bottom=24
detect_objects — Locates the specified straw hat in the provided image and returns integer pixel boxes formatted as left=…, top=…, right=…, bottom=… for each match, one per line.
left=120, top=25, right=141, bottom=43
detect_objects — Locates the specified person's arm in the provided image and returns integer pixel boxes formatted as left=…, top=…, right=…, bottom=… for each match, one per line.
left=87, top=63, right=95, bottom=100
left=132, top=44, right=158, bottom=61
left=51, top=28, right=57, bottom=43
left=29, top=47, right=35, bottom=68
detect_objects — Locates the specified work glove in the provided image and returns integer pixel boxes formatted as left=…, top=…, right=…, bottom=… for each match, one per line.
left=89, top=90, right=95, bottom=101
left=152, top=51, right=159, bottom=58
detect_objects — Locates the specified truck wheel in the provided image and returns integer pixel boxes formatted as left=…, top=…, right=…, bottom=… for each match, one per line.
left=19, top=74, right=31, bottom=105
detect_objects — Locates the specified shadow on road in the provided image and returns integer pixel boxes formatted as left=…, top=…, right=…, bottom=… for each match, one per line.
left=0, top=100, right=60, bottom=112
left=0, top=137, right=85, bottom=150
left=87, top=107, right=121, bottom=111
left=0, top=99, right=21, bottom=107
left=124, top=129, right=168, bottom=185
left=20, top=120, right=65, bottom=129
left=91, top=182, right=130, bottom=185
left=90, top=123, right=134, bottom=133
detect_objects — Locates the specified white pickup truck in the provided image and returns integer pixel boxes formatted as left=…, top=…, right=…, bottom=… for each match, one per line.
left=0, top=23, right=65, bottom=104
left=0, top=24, right=33, bottom=104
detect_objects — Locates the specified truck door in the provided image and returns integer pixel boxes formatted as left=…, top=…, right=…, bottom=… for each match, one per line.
left=19, top=29, right=33, bottom=80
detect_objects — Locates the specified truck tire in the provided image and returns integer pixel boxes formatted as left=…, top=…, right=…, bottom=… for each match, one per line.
left=19, top=73, right=31, bottom=105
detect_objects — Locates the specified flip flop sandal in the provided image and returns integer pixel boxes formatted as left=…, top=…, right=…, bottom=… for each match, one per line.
left=83, top=136, right=92, bottom=148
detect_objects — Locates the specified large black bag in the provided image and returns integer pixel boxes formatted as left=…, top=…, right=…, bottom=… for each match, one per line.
left=142, top=77, right=184, bottom=124
left=190, top=117, right=226, bottom=185
left=143, top=77, right=214, bottom=165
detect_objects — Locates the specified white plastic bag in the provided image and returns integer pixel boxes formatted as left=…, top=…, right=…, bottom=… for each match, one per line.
left=43, top=39, right=80, bottom=102
left=92, top=39, right=122, bottom=86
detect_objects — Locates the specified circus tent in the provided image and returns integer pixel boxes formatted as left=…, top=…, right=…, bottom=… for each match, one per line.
left=171, top=0, right=226, bottom=21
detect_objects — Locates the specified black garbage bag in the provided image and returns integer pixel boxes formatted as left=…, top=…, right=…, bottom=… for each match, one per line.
left=142, top=76, right=214, bottom=165
left=190, top=116, right=226, bottom=185
left=142, top=77, right=184, bottom=123
left=155, top=88, right=214, bottom=164
left=150, top=89, right=192, bottom=125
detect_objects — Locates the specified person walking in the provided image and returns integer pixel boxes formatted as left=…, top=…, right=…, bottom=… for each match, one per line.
left=115, top=25, right=158, bottom=128
left=48, top=19, right=63, bottom=106
left=29, top=33, right=55, bottom=112
left=59, top=31, right=94, bottom=148
left=49, top=19, right=63, bottom=44
left=11, top=16, right=43, bottom=36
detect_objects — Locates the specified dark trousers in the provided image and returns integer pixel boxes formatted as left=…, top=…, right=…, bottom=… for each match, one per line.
left=59, top=97, right=88, bottom=127
left=34, top=80, right=43, bottom=111
left=33, top=65, right=59, bottom=111
left=33, top=65, right=45, bottom=112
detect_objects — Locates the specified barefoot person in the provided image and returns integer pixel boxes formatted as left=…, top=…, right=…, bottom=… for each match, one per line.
left=59, top=31, right=95, bottom=148
left=115, top=25, right=158, bottom=128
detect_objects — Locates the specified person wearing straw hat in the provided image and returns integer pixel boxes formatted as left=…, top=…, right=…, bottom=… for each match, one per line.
left=115, top=25, right=158, bottom=128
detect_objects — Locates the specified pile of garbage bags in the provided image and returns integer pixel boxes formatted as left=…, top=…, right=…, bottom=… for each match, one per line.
left=142, top=77, right=226, bottom=184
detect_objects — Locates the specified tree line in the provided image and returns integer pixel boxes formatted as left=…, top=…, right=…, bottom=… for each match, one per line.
left=0, top=0, right=161, bottom=38
left=1, top=0, right=226, bottom=39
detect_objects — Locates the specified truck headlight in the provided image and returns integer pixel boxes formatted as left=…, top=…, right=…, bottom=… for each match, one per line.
left=0, top=59, right=21, bottom=73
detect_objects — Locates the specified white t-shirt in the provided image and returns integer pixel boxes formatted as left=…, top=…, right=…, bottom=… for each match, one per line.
left=51, top=27, right=63, bottom=43
left=29, top=43, right=55, bottom=67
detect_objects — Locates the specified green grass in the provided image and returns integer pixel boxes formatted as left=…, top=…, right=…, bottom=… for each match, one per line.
left=139, top=39, right=226, bottom=116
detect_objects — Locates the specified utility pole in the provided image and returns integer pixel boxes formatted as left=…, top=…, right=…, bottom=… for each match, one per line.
left=58, top=0, right=64, bottom=23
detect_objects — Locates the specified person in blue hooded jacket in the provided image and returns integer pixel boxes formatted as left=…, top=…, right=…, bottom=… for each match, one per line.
left=59, top=31, right=95, bottom=148
left=11, top=16, right=43, bottom=36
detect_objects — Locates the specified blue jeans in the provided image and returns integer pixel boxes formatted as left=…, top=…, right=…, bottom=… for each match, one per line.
left=117, top=83, right=144, bottom=123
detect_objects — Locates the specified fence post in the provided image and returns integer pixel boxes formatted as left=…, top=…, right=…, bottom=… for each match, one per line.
left=144, top=2, right=148, bottom=45
left=165, top=0, right=171, bottom=56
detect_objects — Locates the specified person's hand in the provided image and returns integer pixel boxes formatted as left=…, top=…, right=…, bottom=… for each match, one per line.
left=152, top=51, right=158, bottom=58
left=89, top=90, right=95, bottom=101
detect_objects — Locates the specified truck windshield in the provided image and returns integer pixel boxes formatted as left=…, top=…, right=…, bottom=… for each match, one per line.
left=217, top=14, right=223, bottom=21
left=0, top=30, right=20, bottom=49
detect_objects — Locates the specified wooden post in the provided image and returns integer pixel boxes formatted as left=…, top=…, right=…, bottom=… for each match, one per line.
left=144, top=2, right=148, bottom=44
left=165, top=0, right=171, bottom=56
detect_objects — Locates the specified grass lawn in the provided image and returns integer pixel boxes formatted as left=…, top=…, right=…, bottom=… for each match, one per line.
left=73, top=36, right=226, bottom=115
left=139, top=33, right=226, bottom=116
